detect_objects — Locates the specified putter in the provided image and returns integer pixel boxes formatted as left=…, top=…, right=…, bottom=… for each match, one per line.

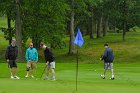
left=40, top=65, right=47, bottom=79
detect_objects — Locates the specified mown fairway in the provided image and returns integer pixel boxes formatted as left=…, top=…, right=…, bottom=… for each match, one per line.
left=0, top=63, right=140, bottom=93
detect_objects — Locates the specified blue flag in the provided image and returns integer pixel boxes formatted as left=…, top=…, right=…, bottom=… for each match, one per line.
left=74, top=28, right=84, bottom=47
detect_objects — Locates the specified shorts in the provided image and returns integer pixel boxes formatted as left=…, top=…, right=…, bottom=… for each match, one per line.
left=8, top=60, right=17, bottom=68
left=26, top=61, right=37, bottom=70
left=47, top=62, right=55, bottom=69
left=104, top=63, right=113, bottom=70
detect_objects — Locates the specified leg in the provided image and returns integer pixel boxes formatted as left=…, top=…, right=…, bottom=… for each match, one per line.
left=26, top=62, right=31, bottom=77
left=111, top=69, right=114, bottom=78
left=50, top=62, right=55, bottom=80
left=103, top=63, right=109, bottom=76
left=12, top=60, right=20, bottom=79
left=51, top=68, right=55, bottom=80
left=101, top=63, right=109, bottom=79
left=30, top=63, right=34, bottom=78
left=110, top=63, right=115, bottom=80
left=14, top=67, right=17, bottom=76
left=30, top=62, right=36, bottom=78
left=46, top=68, right=49, bottom=79
left=26, top=71, right=29, bottom=77
left=10, top=68, right=13, bottom=76
left=103, top=68, right=107, bottom=76
left=13, top=60, right=18, bottom=77
left=8, top=60, right=13, bottom=78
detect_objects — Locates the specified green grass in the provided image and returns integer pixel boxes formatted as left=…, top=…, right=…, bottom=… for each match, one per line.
left=0, top=17, right=140, bottom=93
left=54, top=31, right=140, bottom=64
left=0, top=16, right=140, bottom=64
left=0, top=63, right=140, bottom=93
left=0, top=16, right=15, bottom=28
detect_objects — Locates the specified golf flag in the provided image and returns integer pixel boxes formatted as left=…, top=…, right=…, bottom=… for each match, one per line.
left=74, top=28, right=84, bottom=47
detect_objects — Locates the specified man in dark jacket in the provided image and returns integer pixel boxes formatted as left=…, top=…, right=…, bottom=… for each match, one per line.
left=5, top=39, right=19, bottom=79
left=100, top=43, right=115, bottom=80
left=40, top=43, right=55, bottom=80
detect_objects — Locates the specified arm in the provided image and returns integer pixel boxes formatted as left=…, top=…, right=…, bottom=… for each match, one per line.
left=102, top=49, right=108, bottom=60
left=15, top=46, right=18, bottom=58
left=35, top=49, right=38, bottom=62
left=44, top=48, right=49, bottom=62
left=5, top=46, right=9, bottom=60
left=26, top=49, right=29, bottom=62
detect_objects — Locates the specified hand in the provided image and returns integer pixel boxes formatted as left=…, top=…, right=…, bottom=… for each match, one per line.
left=28, top=60, right=31, bottom=62
left=46, top=62, right=49, bottom=65
left=7, top=59, right=9, bottom=62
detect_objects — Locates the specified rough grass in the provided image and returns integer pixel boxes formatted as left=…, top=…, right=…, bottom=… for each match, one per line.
left=54, top=31, right=140, bottom=64
left=1, top=17, right=140, bottom=64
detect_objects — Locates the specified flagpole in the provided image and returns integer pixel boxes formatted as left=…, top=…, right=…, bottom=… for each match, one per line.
left=76, top=45, right=78, bottom=91
left=74, top=28, right=84, bottom=91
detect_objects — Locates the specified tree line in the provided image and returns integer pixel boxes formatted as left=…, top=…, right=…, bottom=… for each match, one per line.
left=0, top=0, right=140, bottom=61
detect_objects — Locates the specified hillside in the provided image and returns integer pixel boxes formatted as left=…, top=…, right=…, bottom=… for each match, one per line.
left=1, top=29, right=140, bottom=63
left=0, top=17, right=140, bottom=63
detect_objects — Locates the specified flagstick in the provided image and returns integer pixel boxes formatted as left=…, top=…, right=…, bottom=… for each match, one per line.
left=76, top=45, right=79, bottom=91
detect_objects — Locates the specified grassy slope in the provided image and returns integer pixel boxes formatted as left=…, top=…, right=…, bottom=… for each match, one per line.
left=0, top=17, right=140, bottom=64
left=55, top=31, right=140, bottom=64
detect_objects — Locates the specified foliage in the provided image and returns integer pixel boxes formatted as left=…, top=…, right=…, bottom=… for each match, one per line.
left=22, top=0, right=69, bottom=48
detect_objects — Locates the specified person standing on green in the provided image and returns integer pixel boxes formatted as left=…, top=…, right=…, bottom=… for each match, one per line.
left=5, top=39, right=20, bottom=79
left=25, top=43, right=38, bottom=78
left=40, top=43, right=56, bottom=80
left=100, top=43, right=115, bottom=80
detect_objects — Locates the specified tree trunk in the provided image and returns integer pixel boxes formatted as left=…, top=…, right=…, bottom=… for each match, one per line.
left=15, top=0, right=23, bottom=61
left=69, top=0, right=75, bottom=55
left=69, top=10, right=75, bottom=55
left=123, top=22, right=126, bottom=41
left=32, top=33, right=41, bottom=49
left=96, top=16, right=102, bottom=38
left=102, top=16, right=108, bottom=37
left=122, top=0, right=127, bottom=41
left=86, top=23, right=89, bottom=35
left=7, top=15, right=12, bottom=45
left=90, top=17, right=94, bottom=39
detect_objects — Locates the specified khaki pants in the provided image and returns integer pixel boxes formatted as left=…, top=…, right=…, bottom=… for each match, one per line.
left=26, top=61, right=37, bottom=70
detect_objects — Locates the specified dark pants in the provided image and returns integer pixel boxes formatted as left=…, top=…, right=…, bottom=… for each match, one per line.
left=8, top=60, right=17, bottom=68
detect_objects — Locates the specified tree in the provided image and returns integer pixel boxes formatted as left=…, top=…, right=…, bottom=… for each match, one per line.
left=69, top=0, right=75, bottom=55
left=15, top=0, right=22, bottom=61
left=22, top=0, right=68, bottom=49
left=0, top=0, right=16, bottom=44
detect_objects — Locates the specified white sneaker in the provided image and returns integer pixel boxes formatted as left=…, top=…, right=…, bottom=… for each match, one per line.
left=11, top=76, right=14, bottom=79
left=52, top=78, right=56, bottom=81
left=51, top=78, right=56, bottom=81
left=44, top=78, right=49, bottom=80
left=110, top=77, right=115, bottom=80
left=31, top=75, right=34, bottom=78
left=25, top=75, right=29, bottom=78
left=101, top=75, right=105, bottom=79
left=14, top=76, right=20, bottom=79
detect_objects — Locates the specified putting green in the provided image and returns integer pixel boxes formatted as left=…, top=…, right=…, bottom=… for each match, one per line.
left=0, top=63, right=140, bottom=93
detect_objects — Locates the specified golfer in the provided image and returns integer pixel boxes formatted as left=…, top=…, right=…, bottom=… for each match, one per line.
left=25, top=43, right=38, bottom=78
left=100, top=43, right=115, bottom=80
left=5, top=39, right=20, bottom=79
left=40, top=43, right=56, bottom=80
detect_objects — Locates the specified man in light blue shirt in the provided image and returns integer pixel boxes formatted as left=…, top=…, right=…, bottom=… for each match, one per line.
left=25, top=43, right=38, bottom=78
